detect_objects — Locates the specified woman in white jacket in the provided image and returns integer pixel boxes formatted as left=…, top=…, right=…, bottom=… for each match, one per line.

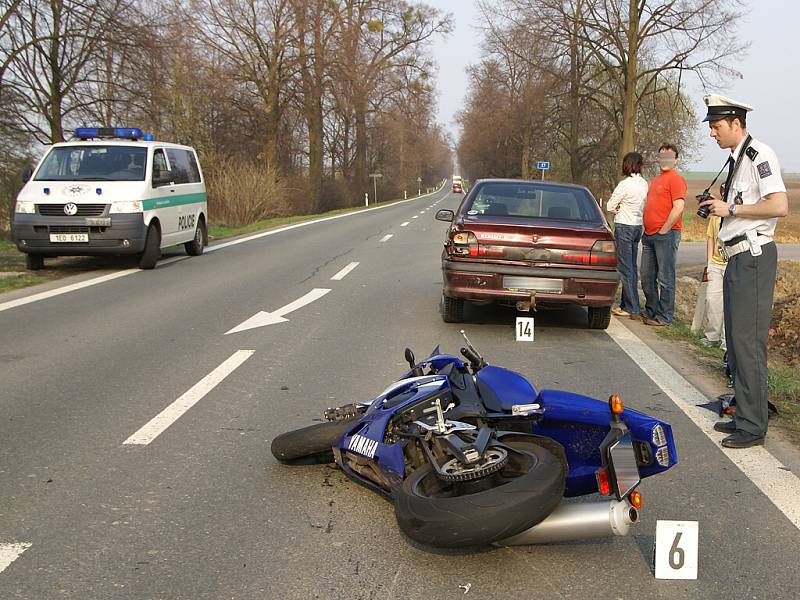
left=606, top=152, right=648, bottom=318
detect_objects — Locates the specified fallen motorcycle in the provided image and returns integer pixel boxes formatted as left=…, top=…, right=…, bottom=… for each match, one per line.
left=271, top=332, right=677, bottom=548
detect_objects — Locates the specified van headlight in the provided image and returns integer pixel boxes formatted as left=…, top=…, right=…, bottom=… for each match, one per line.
left=110, top=200, right=143, bottom=213
left=15, top=201, right=35, bottom=214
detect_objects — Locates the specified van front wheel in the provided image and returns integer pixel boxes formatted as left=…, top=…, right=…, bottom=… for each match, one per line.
left=138, top=223, right=161, bottom=270
left=185, top=218, right=206, bottom=256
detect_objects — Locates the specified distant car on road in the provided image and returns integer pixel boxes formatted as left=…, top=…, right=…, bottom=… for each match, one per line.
left=435, top=179, right=619, bottom=329
left=452, top=182, right=462, bottom=193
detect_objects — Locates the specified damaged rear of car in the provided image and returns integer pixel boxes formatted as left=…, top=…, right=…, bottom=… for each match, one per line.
left=436, top=179, right=619, bottom=329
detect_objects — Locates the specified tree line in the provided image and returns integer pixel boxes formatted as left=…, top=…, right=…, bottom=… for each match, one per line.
left=0, top=0, right=454, bottom=232
left=457, top=0, right=746, bottom=198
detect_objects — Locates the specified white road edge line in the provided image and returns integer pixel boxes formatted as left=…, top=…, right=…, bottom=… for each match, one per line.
left=0, top=270, right=137, bottom=314
left=379, top=234, right=393, bottom=243
left=606, top=319, right=800, bottom=529
left=0, top=186, right=447, bottom=314
left=400, top=221, right=410, bottom=227
left=123, top=350, right=255, bottom=446
left=330, top=262, right=360, bottom=281
left=0, top=542, right=31, bottom=574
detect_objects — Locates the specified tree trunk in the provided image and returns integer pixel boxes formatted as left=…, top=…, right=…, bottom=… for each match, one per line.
left=618, top=0, right=640, bottom=167
left=354, top=97, right=368, bottom=199
left=48, top=0, right=64, bottom=143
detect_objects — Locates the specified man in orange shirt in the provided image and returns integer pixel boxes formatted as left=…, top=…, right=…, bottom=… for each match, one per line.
left=640, top=144, right=687, bottom=326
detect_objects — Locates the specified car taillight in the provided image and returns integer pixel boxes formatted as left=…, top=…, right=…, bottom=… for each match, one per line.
left=451, top=231, right=479, bottom=256
left=561, top=240, right=616, bottom=266
left=590, top=240, right=616, bottom=265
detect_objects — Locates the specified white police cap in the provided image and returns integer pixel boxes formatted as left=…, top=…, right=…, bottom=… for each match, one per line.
left=702, top=94, right=753, bottom=122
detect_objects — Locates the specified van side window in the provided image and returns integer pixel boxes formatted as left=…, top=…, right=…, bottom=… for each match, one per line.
left=165, top=149, right=192, bottom=185
left=185, top=151, right=202, bottom=183
left=152, top=149, right=170, bottom=186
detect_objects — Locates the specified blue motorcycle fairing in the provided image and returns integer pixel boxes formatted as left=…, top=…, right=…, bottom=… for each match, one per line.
left=400, top=353, right=465, bottom=380
left=531, top=388, right=678, bottom=496
left=336, top=375, right=455, bottom=480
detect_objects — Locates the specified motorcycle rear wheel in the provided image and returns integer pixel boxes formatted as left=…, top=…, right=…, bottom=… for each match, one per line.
left=394, top=435, right=565, bottom=548
left=270, top=417, right=359, bottom=465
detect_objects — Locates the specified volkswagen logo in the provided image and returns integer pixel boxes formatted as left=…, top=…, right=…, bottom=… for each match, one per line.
left=63, top=202, right=78, bottom=216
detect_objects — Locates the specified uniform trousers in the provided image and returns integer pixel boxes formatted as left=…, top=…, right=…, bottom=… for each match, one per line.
left=723, top=242, right=777, bottom=436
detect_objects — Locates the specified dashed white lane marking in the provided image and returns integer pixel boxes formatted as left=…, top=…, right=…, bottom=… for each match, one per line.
left=412, top=215, right=419, bottom=219
left=606, top=319, right=800, bottom=529
left=226, top=288, right=331, bottom=334
left=379, top=234, right=393, bottom=243
left=0, top=543, right=31, bottom=574
left=0, top=186, right=448, bottom=314
left=400, top=221, right=410, bottom=227
left=331, top=262, right=360, bottom=281
left=419, top=211, right=425, bottom=214
left=124, top=350, right=255, bottom=445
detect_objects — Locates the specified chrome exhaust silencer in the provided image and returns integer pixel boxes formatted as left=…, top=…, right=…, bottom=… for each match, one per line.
left=494, top=499, right=639, bottom=546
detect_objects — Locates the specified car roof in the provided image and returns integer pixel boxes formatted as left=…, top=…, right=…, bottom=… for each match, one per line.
left=48, top=140, right=196, bottom=151
left=470, top=178, right=593, bottom=194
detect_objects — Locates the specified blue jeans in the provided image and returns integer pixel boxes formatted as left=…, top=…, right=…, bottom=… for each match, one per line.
left=640, top=230, right=680, bottom=324
left=614, top=223, right=642, bottom=314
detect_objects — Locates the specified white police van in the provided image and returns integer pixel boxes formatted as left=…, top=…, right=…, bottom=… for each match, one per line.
left=13, top=127, right=207, bottom=270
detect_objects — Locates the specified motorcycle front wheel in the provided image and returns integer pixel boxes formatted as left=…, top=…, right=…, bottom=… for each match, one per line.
left=270, top=417, right=359, bottom=465
left=394, top=435, right=565, bottom=548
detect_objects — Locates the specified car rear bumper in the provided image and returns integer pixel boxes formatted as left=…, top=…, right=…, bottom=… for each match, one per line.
left=442, top=258, right=619, bottom=307
left=12, top=213, right=147, bottom=256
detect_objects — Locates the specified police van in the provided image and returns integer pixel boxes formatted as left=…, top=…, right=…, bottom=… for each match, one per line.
left=13, top=127, right=207, bottom=270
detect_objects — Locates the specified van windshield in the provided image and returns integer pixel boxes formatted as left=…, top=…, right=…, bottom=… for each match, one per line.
left=34, top=145, right=147, bottom=181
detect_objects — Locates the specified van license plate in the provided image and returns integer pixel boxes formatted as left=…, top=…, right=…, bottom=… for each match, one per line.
left=50, top=233, right=88, bottom=243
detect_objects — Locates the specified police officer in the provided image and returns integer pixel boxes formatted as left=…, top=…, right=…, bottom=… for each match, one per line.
left=699, top=94, right=788, bottom=449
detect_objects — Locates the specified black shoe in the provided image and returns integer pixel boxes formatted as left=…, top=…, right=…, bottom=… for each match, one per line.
left=721, top=431, right=765, bottom=449
left=714, top=420, right=736, bottom=433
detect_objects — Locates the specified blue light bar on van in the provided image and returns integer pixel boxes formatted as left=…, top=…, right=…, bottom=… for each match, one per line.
left=74, top=127, right=143, bottom=140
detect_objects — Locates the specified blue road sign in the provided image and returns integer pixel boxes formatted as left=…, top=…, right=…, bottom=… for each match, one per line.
left=536, top=161, right=550, bottom=170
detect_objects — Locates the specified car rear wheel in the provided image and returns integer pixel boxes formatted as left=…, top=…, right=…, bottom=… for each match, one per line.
left=441, top=294, right=464, bottom=323
left=588, top=305, right=611, bottom=329
left=25, top=254, right=44, bottom=270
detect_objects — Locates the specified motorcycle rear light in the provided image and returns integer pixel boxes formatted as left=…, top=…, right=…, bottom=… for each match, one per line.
left=595, top=467, right=611, bottom=495
left=629, top=490, right=643, bottom=509
left=652, top=424, right=667, bottom=447
left=609, top=394, right=624, bottom=415
left=656, top=446, right=670, bottom=467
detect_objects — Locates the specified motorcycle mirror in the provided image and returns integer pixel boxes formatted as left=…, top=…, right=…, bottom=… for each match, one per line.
left=404, top=348, right=416, bottom=369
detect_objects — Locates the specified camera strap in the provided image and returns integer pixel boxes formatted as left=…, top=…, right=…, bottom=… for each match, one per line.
left=723, top=134, right=752, bottom=204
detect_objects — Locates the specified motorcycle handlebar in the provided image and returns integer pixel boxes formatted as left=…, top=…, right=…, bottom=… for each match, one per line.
left=460, top=346, right=483, bottom=369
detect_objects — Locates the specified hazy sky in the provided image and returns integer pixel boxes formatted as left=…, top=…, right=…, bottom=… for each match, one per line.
left=424, top=0, right=800, bottom=171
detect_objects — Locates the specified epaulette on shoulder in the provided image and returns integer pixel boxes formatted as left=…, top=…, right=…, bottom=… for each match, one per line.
left=746, top=146, right=759, bottom=161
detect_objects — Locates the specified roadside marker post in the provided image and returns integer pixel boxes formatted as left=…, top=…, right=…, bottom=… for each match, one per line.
left=654, top=520, right=699, bottom=580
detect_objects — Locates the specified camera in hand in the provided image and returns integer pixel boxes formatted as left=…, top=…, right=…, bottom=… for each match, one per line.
left=696, top=190, right=713, bottom=219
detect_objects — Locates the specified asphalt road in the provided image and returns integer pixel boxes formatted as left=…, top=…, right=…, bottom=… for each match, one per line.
left=1, top=186, right=799, bottom=599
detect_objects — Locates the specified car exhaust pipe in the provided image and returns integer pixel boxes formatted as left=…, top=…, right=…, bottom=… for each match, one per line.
left=494, top=499, right=638, bottom=546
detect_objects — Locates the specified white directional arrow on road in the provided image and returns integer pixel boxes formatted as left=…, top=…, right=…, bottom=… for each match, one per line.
left=225, top=288, right=331, bottom=334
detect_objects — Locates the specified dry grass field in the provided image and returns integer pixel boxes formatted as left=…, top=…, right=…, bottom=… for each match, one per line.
left=681, top=178, right=800, bottom=242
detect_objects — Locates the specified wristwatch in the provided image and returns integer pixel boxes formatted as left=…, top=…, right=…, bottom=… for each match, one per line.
left=727, top=204, right=736, bottom=216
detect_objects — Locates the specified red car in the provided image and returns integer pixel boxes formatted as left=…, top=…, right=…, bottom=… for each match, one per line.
left=452, top=182, right=463, bottom=193
left=435, top=179, right=619, bottom=329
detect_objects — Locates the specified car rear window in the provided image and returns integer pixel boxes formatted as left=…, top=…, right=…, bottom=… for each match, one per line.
left=465, top=182, right=603, bottom=223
